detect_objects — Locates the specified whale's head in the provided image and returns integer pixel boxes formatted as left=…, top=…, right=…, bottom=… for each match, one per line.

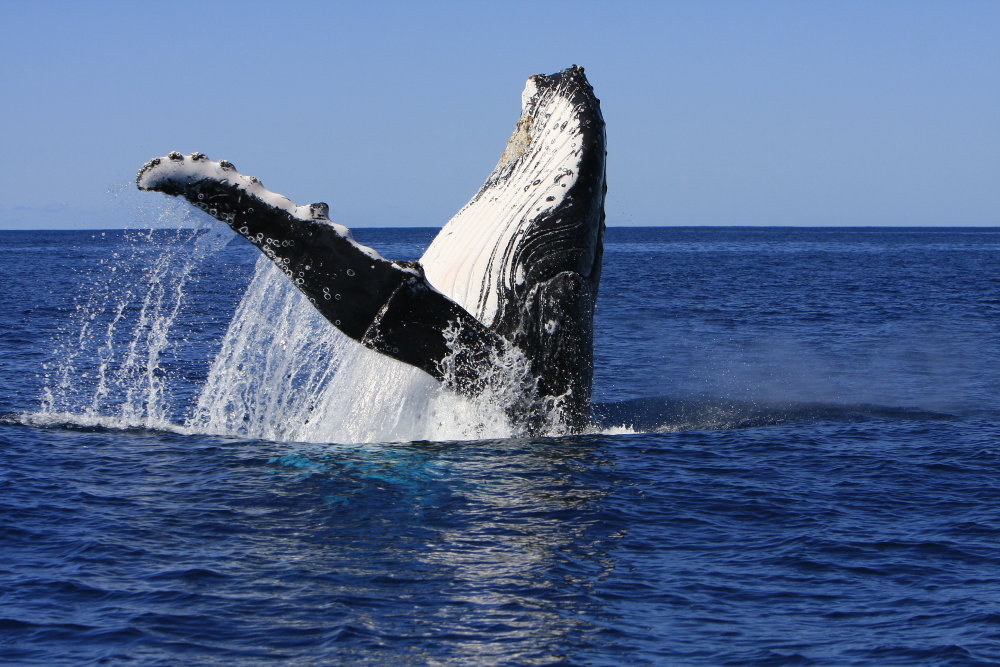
left=420, top=66, right=607, bottom=425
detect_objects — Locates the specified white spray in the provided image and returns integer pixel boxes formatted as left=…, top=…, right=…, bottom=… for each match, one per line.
left=32, top=214, right=536, bottom=443
left=36, top=205, right=231, bottom=430
left=187, top=257, right=517, bottom=443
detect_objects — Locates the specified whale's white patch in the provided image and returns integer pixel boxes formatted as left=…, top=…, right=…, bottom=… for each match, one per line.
left=419, top=77, right=583, bottom=326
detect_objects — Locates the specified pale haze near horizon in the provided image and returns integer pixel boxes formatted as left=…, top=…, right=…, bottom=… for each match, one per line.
left=1, top=0, right=997, bottom=230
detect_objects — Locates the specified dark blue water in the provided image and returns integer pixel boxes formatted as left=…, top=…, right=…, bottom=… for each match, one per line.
left=2, top=227, right=999, bottom=665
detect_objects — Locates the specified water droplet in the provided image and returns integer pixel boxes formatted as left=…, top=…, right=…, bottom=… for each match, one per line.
left=248, top=208, right=254, bottom=213
left=346, top=269, right=355, bottom=276
left=335, top=294, right=341, bottom=300
left=324, top=293, right=331, bottom=300
left=197, top=194, right=204, bottom=200
left=334, top=319, right=341, bottom=326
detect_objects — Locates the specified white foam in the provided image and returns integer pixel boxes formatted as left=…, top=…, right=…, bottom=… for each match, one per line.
left=186, top=258, right=516, bottom=444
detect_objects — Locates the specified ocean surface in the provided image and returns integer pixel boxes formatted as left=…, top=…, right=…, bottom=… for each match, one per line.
left=1, top=225, right=999, bottom=666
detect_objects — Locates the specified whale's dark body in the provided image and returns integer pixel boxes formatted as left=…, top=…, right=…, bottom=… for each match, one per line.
left=138, top=66, right=606, bottom=431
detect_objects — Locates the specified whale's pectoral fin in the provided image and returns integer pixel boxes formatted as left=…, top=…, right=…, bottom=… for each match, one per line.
left=137, top=151, right=501, bottom=393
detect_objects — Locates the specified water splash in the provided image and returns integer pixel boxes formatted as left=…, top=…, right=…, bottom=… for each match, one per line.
left=187, top=258, right=517, bottom=443
left=28, top=208, right=570, bottom=443
left=33, top=205, right=231, bottom=430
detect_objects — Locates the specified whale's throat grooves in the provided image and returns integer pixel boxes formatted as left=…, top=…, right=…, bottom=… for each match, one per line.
left=420, top=66, right=607, bottom=423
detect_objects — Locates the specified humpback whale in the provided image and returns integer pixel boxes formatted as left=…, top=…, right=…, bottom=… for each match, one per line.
left=137, top=65, right=606, bottom=432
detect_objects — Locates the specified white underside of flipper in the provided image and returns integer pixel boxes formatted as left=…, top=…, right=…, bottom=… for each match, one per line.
left=136, top=152, right=384, bottom=263
left=419, top=78, right=583, bottom=327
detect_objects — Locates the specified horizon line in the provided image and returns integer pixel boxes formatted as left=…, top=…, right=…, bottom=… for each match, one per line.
left=3, top=224, right=998, bottom=232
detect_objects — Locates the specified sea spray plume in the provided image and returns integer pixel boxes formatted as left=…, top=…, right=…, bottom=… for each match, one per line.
left=38, top=211, right=232, bottom=429
left=137, top=66, right=606, bottom=432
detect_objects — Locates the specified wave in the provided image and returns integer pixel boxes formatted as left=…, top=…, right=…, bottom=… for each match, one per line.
left=591, top=396, right=956, bottom=434
left=10, top=395, right=959, bottom=446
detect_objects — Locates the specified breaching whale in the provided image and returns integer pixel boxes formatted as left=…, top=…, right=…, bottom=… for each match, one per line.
left=137, top=65, right=606, bottom=432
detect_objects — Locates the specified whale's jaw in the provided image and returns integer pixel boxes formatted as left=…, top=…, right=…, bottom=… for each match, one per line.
left=136, top=66, right=606, bottom=433
left=421, top=65, right=607, bottom=428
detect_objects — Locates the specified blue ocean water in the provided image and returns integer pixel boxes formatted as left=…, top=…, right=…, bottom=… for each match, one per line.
left=1, top=226, right=999, bottom=666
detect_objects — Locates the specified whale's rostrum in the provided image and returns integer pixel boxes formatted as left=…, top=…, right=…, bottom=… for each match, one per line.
left=137, top=65, right=606, bottom=432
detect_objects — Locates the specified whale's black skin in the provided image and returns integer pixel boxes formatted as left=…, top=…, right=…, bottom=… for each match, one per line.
left=139, top=160, right=503, bottom=397
left=488, top=69, right=607, bottom=423
left=137, top=66, right=605, bottom=431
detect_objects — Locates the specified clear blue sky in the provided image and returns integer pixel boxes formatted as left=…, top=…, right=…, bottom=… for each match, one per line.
left=1, top=0, right=997, bottom=228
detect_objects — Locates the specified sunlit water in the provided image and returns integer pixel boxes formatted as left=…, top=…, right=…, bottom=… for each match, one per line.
left=1, top=224, right=999, bottom=666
